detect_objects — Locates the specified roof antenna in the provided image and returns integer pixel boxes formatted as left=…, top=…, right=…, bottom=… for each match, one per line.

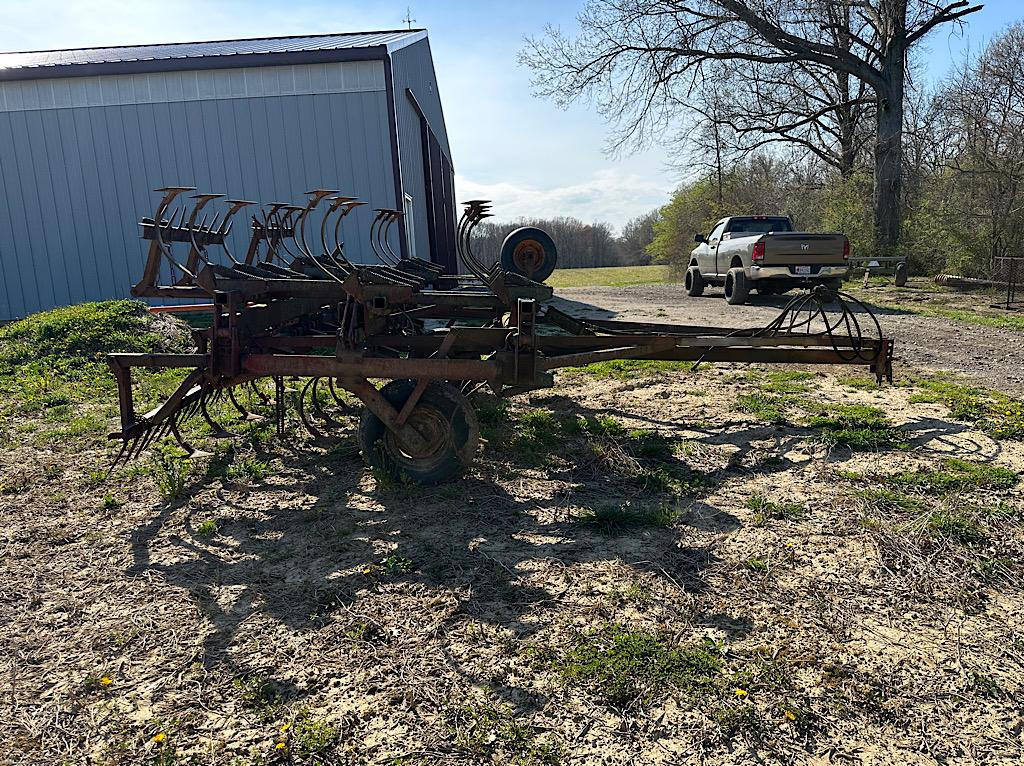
left=403, top=6, right=416, bottom=30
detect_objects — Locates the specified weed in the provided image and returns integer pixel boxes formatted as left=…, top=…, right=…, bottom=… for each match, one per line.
left=838, top=375, right=879, bottom=390
left=576, top=359, right=692, bottom=381
left=101, top=493, right=121, bottom=511
left=925, top=509, right=988, bottom=545
left=380, top=555, right=413, bottom=574
left=195, top=519, right=218, bottom=537
left=447, top=697, right=566, bottom=764
left=856, top=488, right=930, bottom=515
left=557, top=626, right=722, bottom=708
left=608, top=580, right=654, bottom=607
left=748, top=369, right=816, bottom=394
left=906, top=374, right=1024, bottom=439
left=805, top=403, right=906, bottom=450
left=743, top=557, right=769, bottom=573
left=345, top=621, right=379, bottom=642
left=232, top=675, right=280, bottom=722
left=887, top=458, right=1017, bottom=494
left=289, top=714, right=340, bottom=762
left=579, top=501, right=679, bottom=534
left=745, top=494, right=808, bottom=522
left=735, top=392, right=790, bottom=424
left=967, top=671, right=1002, bottom=699
left=149, top=441, right=190, bottom=499
left=226, top=457, right=270, bottom=484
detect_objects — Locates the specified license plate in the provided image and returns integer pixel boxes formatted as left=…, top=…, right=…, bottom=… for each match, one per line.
left=794, top=265, right=812, bottom=275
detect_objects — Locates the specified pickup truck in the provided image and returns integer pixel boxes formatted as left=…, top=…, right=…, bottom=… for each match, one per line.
left=684, top=216, right=850, bottom=305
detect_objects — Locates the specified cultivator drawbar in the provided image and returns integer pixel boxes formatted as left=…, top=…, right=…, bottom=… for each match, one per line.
left=108, top=186, right=894, bottom=483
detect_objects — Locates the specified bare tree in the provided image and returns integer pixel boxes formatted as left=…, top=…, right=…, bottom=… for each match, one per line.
left=938, top=22, right=1024, bottom=270
left=522, top=0, right=982, bottom=253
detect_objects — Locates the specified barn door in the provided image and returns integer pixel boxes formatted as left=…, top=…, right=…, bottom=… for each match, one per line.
left=420, top=120, right=457, bottom=273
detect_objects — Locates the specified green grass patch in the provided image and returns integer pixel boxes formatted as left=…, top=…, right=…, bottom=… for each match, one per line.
left=745, top=494, right=808, bottom=522
left=578, top=501, right=679, bottom=534
left=546, top=264, right=671, bottom=289
left=837, top=375, right=879, bottom=390
left=804, top=403, right=907, bottom=450
left=575, top=358, right=693, bottom=381
left=886, top=458, right=1017, bottom=494
left=924, top=509, right=988, bottom=545
left=446, top=697, right=566, bottom=764
left=736, top=392, right=791, bottom=424
left=557, top=626, right=723, bottom=708
left=905, top=374, right=1024, bottom=440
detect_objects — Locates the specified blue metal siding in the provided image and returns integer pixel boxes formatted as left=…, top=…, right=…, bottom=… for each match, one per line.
left=0, top=62, right=401, bottom=319
left=390, top=38, right=453, bottom=263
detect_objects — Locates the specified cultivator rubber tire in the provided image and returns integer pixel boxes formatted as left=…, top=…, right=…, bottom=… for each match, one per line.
left=500, top=227, right=558, bottom=283
left=724, top=267, right=749, bottom=305
left=359, top=380, right=480, bottom=484
left=894, top=261, right=908, bottom=287
left=684, top=265, right=705, bottom=296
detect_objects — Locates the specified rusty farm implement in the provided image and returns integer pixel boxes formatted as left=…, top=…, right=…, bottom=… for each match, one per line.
left=107, top=186, right=895, bottom=483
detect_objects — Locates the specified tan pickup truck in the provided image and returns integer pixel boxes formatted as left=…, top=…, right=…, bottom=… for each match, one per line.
left=684, top=216, right=850, bottom=305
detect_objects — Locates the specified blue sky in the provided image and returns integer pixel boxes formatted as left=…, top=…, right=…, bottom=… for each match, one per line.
left=0, top=0, right=1019, bottom=230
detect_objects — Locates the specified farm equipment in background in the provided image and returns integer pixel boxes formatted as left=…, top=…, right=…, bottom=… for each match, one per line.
left=107, top=186, right=895, bottom=484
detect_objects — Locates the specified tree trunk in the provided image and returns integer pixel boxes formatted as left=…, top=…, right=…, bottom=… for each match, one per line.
left=873, top=4, right=907, bottom=256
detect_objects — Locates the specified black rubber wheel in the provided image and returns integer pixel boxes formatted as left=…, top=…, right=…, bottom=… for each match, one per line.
left=684, top=265, right=705, bottom=297
left=894, top=261, right=908, bottom=287
left=724, top=267, right=749, bottom=305
left=359, top=380, right=479, bottom=484
left=823, top=278, right=843, bottom=292
left=500, top=227, right=558, bottom=282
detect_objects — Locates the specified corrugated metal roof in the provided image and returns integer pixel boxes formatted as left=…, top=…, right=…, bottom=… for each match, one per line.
left=0, top=30, right=425, bottom=72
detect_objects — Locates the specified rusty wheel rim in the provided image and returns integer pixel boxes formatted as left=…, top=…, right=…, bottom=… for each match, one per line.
left=383, top=404, right=453, bottom=470
left=512, top=239, right=546, bottom=279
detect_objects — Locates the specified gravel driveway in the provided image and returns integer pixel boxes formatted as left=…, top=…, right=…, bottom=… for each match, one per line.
left=553, top=282, right=1024, bottom=394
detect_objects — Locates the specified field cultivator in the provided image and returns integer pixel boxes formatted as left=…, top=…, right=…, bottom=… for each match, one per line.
left=108, top=186, right=895, bottom=483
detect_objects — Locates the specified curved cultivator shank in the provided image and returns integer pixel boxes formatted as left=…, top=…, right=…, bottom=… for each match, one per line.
left=107, top=185, right=894, bottom=483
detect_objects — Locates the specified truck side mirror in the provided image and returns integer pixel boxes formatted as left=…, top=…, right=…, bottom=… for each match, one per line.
left=694, top=233, right=706, bottom=244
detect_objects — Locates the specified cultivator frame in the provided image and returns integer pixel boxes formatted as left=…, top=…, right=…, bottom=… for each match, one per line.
left=108, top=186, right=894, bottom=482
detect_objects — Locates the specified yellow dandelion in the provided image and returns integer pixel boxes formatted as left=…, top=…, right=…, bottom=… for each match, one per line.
left=784, top=710, right=796, bottom=721
left=99, top=676, right=112, bottom=686
left=152, top=732, right=167, bottom=743
left=280, top=723, right=291, bottom=732
left=275, top=741, right=287, bottom=751
left=735, top=688, right=748, bottom=697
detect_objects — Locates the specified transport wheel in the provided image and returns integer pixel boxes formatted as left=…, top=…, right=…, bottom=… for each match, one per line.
left=724, top=267, right=749, bottom=305
left=500, top=227, right=558, bottom=282
left=684, top=265, right=705, bottom=296
left=894, top=261, right=908, bottom=287
left=359, top=380, right=480, bottom=484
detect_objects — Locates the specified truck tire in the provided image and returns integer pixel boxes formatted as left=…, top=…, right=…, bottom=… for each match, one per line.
left=894, top=261, right=908, bottom=287
left=684, top=265, right=705, bottom=297
left=724, top=267, right=749, bottom=305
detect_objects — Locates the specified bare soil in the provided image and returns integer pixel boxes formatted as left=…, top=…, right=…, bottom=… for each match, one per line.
left=555, top=282, right=1024, bottom=394
left=2, top=285, right=1024, bottom=765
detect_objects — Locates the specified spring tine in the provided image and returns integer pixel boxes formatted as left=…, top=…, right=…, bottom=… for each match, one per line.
left=297, top=377, right=326, bottom=440
left=200, top=390, right=232, bottom=437
left=168, top=414, right=196, bottom=457
left=380, top=210, right=402, bottom=263
left=249, top=379, right=271, bottom=406
left=226, top=386, right=249, bottom=418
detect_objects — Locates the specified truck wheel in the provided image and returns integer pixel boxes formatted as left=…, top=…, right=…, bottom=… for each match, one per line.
left=724, top=267, right=749, bottom=305
left=894, top=261, right=908, bottom=287
left=684, top=266, right=705, bottom=297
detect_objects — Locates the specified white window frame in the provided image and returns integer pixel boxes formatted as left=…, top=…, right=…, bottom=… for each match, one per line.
left=403, top=193, right=416, bottom=259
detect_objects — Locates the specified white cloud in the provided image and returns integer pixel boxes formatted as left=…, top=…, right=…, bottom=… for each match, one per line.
left=455, top=168, right=668, bottom=232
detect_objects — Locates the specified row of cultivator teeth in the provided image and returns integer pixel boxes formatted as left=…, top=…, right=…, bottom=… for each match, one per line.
left=296, top=376, right=357, bottom=442
left=134, top=185, right=452, bottom=296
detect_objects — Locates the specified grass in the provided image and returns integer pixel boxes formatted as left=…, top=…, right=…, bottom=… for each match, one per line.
left=804, top=403, right=907, bottom=450
left=747, top=369, right=816, bottom=394
left=905, top=374, right=1024, bottom=440
left=149, top=442, right=191, bottom=499
left=545, top=264, right=671, bottom=289
left=886, top=458, right=1017, bottom=494
left=574, top=358, right=694, bottom=380
left=447, top=697, right=565, bottom=764
left=232, top=674, right=280, bottom=723
left=735, top=392, right=791, bottom=424
left=558, top=626, right=723, bottom=709
left=744, top=494, right=808, bottom=522
left=578, top=501, right=679, bottom=534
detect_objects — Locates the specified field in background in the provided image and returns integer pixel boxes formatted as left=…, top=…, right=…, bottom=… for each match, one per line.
left=546, top=264, right=671, bottom=288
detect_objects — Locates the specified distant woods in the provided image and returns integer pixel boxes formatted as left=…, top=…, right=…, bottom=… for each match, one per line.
left=522, top=2, right=1024, bottom=278
left=471, top=211, right=658, bottom=269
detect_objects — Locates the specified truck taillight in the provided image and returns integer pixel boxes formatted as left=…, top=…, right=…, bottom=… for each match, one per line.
left=843, top=239, right=850, bottom=259
left=752, top=241, right=765, bottom=261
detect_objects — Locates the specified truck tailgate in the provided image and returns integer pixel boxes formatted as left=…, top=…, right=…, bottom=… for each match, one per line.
left=761, top=233, right=846, bottom=265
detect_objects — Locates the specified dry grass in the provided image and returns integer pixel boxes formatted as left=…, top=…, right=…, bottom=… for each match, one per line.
left=2, top=348, right=1023, bottom=764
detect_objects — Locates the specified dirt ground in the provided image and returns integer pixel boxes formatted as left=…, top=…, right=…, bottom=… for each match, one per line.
left=555, top=281, right=1024, bottom=394
left=2, top=286, right=1024, bottom=766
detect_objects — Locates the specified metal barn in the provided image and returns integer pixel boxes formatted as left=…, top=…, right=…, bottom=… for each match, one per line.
left=0, top=30, right=457, bottom=320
